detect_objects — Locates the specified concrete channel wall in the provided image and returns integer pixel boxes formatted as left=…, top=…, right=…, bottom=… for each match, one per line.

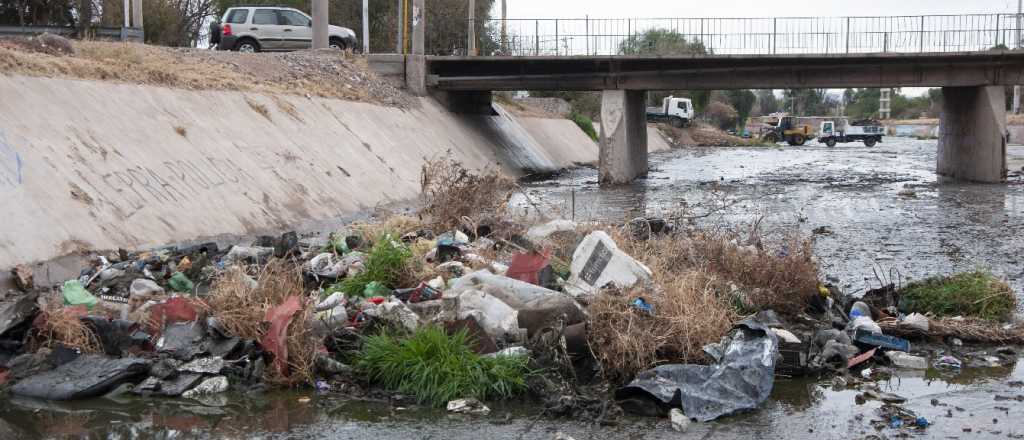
left=0, top=75, right=606, bottom=270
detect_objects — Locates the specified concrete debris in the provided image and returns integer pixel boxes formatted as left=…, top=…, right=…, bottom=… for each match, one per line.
left=526, top=219, right=577, bottom=242
left=10, top=265, right=33, bottom=291
left=669, top=408, right=691, bottom=432
left=886, top=351, right=928, bottom=370
left=446, top=398, right=491, bottom=415
left=564, top=231, right=652, bottom=297
left=178, top=357, right=225, bottom=375
left=182, top=376, right=229, bottom=398
left=129, top=278, right=164, bottom=297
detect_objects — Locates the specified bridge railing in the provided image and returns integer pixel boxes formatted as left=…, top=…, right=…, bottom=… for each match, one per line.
left=430, top=14, right=1024, bottom=56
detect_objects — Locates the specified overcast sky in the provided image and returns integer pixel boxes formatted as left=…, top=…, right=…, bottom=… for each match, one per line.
left=499, top=0, right=1021, bottom=19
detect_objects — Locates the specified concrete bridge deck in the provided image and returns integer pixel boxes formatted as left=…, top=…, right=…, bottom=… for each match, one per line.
left=427, top=51, right=1024, bottom=91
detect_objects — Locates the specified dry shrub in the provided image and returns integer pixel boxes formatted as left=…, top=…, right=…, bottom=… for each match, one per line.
left=419, top=156, right=515, bottom=231
left=206, top=261, right=314, bottom=386
left=587, top=270, right=736, bottom=380
left=35, top=302, right=102, bottom=354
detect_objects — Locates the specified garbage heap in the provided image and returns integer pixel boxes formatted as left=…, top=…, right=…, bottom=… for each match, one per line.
left=0, top=214, right=1019, bottom=429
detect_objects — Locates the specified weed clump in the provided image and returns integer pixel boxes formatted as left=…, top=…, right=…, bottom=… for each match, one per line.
left=334, top=234, right=411, bottom=298
left=357, top=327, right=529, bottom=406
left=897, top=271, right=1016, bottom=321
left=570, top=112, right=598, bottom=141
left=419, top=156, right=514, bottom=231
left=206, top=261, right=315, bottom=386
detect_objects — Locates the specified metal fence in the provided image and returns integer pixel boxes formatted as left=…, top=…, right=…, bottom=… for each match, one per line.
left=435, top=14, right=1024, bottom=56
left=0, top=25, right=144, bottom=42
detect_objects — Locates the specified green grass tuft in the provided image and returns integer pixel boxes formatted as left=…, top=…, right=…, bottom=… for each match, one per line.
left=356, top=327, right=530, bottom=406
left=570, top=112, right=598, bottom=141
left=330, top=234, right=411, bottom=298
left=898, top=270, right=1016, bottom=321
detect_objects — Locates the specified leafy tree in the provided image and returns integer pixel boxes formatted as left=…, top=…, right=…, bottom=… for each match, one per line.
left=725, top=89, right=756, bottom=130
left=754, top=89, right=779, bottom=116
left=618, top=28, right=707, bottom=56
left=783, top=89, right=828, bottom=116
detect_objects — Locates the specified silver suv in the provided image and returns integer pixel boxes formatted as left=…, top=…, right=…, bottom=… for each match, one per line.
left=211, top=6, right=357, bottom=52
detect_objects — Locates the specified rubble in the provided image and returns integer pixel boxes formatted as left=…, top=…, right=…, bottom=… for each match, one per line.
left=564, top=231, right=653, bottom=297
left=446, top=398, right=491, bottom=415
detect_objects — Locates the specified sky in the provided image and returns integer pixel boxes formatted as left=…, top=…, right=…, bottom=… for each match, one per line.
left=499, top=0, right=1021, bottom=20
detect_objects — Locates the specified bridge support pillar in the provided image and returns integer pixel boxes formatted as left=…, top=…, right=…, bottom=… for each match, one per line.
left=937, top=86, right=1007, bottom=183
left=599, top=90, right=648, bottom=184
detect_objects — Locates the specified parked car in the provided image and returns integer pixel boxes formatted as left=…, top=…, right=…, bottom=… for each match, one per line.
left=210, top=6, right=357, bottom=53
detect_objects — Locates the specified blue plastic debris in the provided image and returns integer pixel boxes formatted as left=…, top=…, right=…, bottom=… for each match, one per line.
left=854, top=329, right=910, bottom=352
left=632, top=297, right=653, bottom=314
left=915, top=416, right=929, bottom=428
left=890, top=416, right=903, bottom=428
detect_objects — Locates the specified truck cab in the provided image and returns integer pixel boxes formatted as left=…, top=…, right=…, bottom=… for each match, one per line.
left=646, top=96, right=693, bottom=127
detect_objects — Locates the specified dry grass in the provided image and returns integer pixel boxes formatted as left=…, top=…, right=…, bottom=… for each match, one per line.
left=34, top=302, right=102, bottom=354
left=0, top=40, right=410, bottom=106
left=879, top=317, right=1024, bottom=344
left=419, top=156, right=515, bottom=232
left=245, top=97, right=272, bottom=121
left=586, top=223, right=817, bottom=379
left=206, top=262, right=315, bottom=386
left=272, top=95, right=303, bottom=122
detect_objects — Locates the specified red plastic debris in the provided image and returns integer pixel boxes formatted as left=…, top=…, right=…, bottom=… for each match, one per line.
left=147, top=296, right=199, bottom=336
left=366, top=297, right=386, bottom=305
left=848, top=347, right=877, bottom=369
left=507, top=249, right=552, bottom=286
left=261, top=296, right=302, bottom=376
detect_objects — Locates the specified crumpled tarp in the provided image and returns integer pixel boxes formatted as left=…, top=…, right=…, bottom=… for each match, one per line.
left=615, top=318, right=779, bottom=422
left=10, top=355, right=150, bottom=400
left=261, top=296, right=302, bottom=376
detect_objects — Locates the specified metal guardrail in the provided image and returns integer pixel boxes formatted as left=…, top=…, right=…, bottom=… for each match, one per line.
left=431, top=14, right=1024, bottom=56
left=0, top=25, right=144, bottom=42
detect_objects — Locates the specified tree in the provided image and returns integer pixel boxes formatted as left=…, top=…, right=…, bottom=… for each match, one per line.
left=144, top=0, right=217, bottom=46
left=725, top=89, right=756, bottom=130
left=618, top=28, right=706, bottom=56
left=754, top=89, right=779, bottom=116
left=783, top=89, right=828, bottom=116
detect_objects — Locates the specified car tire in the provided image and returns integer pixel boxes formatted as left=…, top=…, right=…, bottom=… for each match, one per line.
left=788, top=134, right=806, bottom=146
left=669, top=116, right=684, bottom=128
left=864, top=137, right=877, bottom=147
left=329, top=38, right=347, bottom=51
left=825, top=138, right=837, bottom=147
left=763, top=132, right=779, bottom=143
left=234, top=38, right=260, bottom=53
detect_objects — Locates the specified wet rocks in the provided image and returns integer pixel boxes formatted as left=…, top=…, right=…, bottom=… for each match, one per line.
left=182, top=376, right=229, bottom=398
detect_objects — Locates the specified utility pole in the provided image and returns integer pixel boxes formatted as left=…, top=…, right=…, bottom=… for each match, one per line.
left=501, top=0, right=507, bottom=54
left=1016, top=0, right=1022, bottom=114
left=312, top=0, right=328, bottom=49
left=467, top=0, right=476, bottom=55
left=396, top=0, right=403, bottom=53
left=362, top=0, right=369, bottom=53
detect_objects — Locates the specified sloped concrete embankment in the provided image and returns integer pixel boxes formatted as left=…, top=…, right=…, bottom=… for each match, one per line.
left=0, top=75, right=601, bottom=271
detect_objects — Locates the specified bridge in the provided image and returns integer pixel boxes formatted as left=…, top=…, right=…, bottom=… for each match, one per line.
left=390, top=6, right=1023, bottom=184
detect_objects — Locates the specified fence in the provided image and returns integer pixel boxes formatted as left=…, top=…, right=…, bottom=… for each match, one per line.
left=0, top=25, right=144, bottom=43
left=433, top=14, right=1024, bottom=56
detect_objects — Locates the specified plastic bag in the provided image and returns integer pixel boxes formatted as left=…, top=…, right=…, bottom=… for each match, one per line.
left=62, top=280, right=97, bottom=309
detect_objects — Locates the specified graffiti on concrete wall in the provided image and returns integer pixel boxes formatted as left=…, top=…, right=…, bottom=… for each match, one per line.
left=0, top=130, right=23, bottom=189
left=72, top=155, right=258, bottom=216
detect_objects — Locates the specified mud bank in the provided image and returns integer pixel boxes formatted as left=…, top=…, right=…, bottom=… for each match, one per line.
left=0, top=75, right=644, bottom=271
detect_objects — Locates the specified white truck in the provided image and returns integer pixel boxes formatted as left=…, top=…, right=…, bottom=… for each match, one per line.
left=818, top=118, right=885, bottom=147
left=646, top=96, right=694, bottom=127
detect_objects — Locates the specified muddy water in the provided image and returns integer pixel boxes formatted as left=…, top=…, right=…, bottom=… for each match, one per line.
left=1, top=356, right=1021, bottom=439
left=519, top=138, right=1024, bottom=299
left=3, top=138, right=1024, bottom=439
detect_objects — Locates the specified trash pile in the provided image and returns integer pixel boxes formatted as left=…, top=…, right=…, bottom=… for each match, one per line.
left=0, top=159, right=1019, bottom=431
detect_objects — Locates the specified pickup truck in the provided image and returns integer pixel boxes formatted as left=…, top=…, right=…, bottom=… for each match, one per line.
left=646, top=96, right=693, bottom=127
left=818, top=118, right=885, bottom=147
